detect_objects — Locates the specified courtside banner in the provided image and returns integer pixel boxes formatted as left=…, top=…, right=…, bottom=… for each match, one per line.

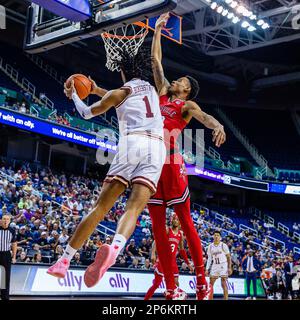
left=0, top=107, right=117, bottom=152
left=10, top=265, right=265, bottom=297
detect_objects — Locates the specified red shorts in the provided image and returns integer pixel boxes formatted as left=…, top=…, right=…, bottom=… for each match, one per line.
left=155, top=261, right=179, bottom=277
left=148, top=153, right=189, bottom=207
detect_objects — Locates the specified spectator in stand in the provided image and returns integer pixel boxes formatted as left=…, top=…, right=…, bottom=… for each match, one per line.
left=292, top=268, right=300, bottom=299
left=16, top=225, right=30, bottom=249
left=32, top=252, right=43, bottom=264
left=284, top=256, right=295, bottom=299
left=139, top=215, right=148, bottom=228
left=180, top=262, right=191, bottom=274
left=71, top=252, right=82, bottom=266
left=141, top=258, right=151, bottom=270
left=54, top=245, right=64, bottom=260
left=128, top=258, right=140, bottom=269
left=104, top=236, right=111, bottom=245
left=269, top=267, right=287, bottom=300
left=19, top=103, right=27, bottom=113
left=139, top=238, right=150, bottom=259
left=58, top=228, right=69, bottom=246
left=114, top=255, right=127, bottom=268
left=126, top=239, right=143, bottom=262
left=17, top=251, right=30, bottom=263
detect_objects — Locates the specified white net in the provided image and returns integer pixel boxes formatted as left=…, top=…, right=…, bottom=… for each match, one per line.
left=101, top=23, right=148, bottom=72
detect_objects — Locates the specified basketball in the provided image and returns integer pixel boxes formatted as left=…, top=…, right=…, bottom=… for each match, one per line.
left=66, top=74, right=92, bottom=99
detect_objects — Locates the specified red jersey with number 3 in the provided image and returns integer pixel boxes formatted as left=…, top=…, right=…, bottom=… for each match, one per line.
left=157, top=228, right=182, bottom=263
left=155, top=228, right=182, bottom=275
left=160, top=95, right=188, bottom=151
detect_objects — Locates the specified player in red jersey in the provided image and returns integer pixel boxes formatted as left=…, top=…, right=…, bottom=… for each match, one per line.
left=148, top=13, right=227, bottom=300
left=144, top=213, right=192, bottom=300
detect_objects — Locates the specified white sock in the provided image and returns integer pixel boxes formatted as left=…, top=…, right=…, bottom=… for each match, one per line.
left=61, top=245, right=77, bottom=262
left=111, top=234, right=127, bottom=256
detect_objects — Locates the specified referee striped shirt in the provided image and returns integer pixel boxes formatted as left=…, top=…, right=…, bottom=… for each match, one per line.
left=0, top=226, right=17, bottom=252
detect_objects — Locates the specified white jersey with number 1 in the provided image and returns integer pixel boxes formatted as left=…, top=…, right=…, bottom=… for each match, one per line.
left=116, top=78, right=164, bottom=137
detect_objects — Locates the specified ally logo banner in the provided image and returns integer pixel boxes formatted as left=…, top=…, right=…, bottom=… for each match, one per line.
left=30, top=267, right=264, bottom=297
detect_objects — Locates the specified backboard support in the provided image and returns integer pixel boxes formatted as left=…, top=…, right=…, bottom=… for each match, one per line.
left=24, top=0, right=178, bottom=53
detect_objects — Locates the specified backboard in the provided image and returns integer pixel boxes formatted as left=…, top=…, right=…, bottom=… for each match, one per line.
left=24, top=0, right=178, bottom=53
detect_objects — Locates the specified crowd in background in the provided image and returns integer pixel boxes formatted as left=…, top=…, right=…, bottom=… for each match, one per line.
left=0, top=161, right=300, bottom=299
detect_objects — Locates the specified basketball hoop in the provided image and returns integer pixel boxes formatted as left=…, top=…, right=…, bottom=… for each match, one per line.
left=101, top=22, right=148, bottom=72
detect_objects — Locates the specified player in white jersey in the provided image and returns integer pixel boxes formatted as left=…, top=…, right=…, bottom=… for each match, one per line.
left=206, top=231, right=232, bottom=300
left=47, top=47, right=166, bottom=288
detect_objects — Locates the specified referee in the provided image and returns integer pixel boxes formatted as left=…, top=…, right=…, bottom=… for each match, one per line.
left=0, top=214, right=17, bottom=301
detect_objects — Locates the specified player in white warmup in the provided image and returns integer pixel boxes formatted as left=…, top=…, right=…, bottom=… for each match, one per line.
left=47, top=47, right=166, bottom=288
left=206, top=231, right=232, bottom=300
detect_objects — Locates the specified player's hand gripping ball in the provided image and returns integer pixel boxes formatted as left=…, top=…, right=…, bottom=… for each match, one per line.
left=65, top=74, right=92, bottom=99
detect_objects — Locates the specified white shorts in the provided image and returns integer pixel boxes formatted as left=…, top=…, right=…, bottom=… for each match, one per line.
left=104, top=133, right=166, bottom=194
left=210, top=262, right=228, bottom=278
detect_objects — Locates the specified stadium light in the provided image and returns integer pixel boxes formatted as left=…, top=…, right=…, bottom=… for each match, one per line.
left=257, top=19, right=264, bottom=26
left=205, top=0, right=270, bottom=32
left=262, top=23, right=270, bottom=29
left=230, top=1, right=238, bottom=8
left=211, top=2, right=217, bottom=10
left=232, top=16, right=240, bottom=24
left=217, top=6, right=224, bottom=14
left=241, top=21, right=250, bottom=28
left=222, top=9, right=229, bottom=16
left=237, top=5, right=245, bottom=14
left=227, top=12, right=234, bottom=19
left=248, top=26, right=256, bottom=32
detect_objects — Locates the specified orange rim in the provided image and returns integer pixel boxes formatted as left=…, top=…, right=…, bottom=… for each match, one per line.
left=101, top=21, right=148, bottom=39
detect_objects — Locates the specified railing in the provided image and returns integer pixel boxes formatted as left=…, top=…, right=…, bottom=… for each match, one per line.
left=239, top=224, right=258, bottom=237
left=294, top=247, right=300, bottom=255
left=0, top=56, right=53, bottom=110
left=293, top=232, right=300, bottom=243
left=96, top=223, right=116, bottom=239
left=6, top=64, right=19, bottom=82
left=263, top=214, right=275, bottom=227
left=192, top=202, right=209, bottom=216
left=39, top=93, right=54, bottom=110
left=29, top=105, right=39, bottom=117
left=22, top=78, right=36, bottom=97
left=249, top=207, right=262, bottom=220
left=26, top=53, right=64, bottom=85
left=266, top=235, right=285, bottom=249
left=278, top=222, right=290, bottom=236
left=0, top=170, right=16, bottom=184
left=213, top=211, right=233, bottom=224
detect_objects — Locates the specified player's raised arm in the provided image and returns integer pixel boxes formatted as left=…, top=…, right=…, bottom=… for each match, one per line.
left=183, top=100, right=226, bottom=148
left=69, top=80, right=130, bottom=119
left=151, top=13, right=171, bottom=95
